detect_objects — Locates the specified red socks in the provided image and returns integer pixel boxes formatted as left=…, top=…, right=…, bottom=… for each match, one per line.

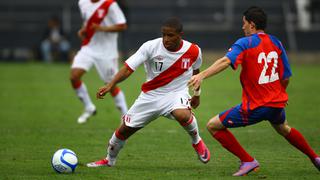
left=111, top=87, right=121, bottom=97
left=115, top=129, right=127, bottom=141
left=285, top=128, right=318, bottom=160
left=213, top=129, right=254, bottom=162
left=71, top=80, right=82, bottom=89
left=213, top=128, right=318, bottom=162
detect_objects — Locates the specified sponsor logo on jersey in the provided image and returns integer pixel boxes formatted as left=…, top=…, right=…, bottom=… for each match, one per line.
left=154, top=55, right=164, bottom=60
left=181, top=58, right=190, bottom=69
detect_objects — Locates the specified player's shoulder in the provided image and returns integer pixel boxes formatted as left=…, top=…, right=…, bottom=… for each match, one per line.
left=267, top=34, right=283, bottom=49
left=182, top=39, right=199, bottom=48
left=184, top=40, right=201, bottom=54
left=138, top=38, right=162, bottom=52
left=142, top=38, right=162, bottom=47
left=234, top=34, right=262, bottom=50
left=234, top=36, right=251, bottom=47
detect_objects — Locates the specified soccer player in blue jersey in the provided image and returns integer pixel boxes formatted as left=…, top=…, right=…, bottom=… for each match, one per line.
left=189, top=6, right=319, bottom=176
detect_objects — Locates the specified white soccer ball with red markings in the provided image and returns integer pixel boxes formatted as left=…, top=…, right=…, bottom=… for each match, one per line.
left=51, top=148, right=78, bottom=173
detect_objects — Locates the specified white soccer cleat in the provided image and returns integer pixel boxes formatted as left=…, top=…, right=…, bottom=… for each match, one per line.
left=77, top=106, right=96, bottom=124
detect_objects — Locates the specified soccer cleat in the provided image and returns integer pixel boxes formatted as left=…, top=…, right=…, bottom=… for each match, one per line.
left=192, top=139, right=211, bottom=163
left=233, top=159, right=260, bottom=176
left=86, top=158, right=115, bottom=167
left=77, top=106, right=96, bottom=124
left=312, top=157, right=320, bottom=171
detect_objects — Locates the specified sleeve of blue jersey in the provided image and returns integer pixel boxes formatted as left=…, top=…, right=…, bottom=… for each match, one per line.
left=279, top=45, right=292, bottom=79
left=225, top=38, right=247, bottom=70
left=269, top=35, right=292, bottom=79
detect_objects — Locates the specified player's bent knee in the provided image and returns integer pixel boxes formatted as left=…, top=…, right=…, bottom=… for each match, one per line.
left=172, top=109, right=191, bottom=124
left=273, top=123, right=291, bottom=137
left=70, top=68, right=85, bottom=80
left=207, top=115, right=222, bottom=132
left=280, top=126, right=291, bottom=137
left=206, top=122, right=215, bottom=132
left=70, top=74, right=80, bottom=84
left=206, top=118, right=213, bottom=129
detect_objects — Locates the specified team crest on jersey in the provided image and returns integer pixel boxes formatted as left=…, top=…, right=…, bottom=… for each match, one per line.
left=181, top=58, right=191, bottom=69
left=228, top=48, right=232, bottom=52
left=97, top=9, right=105, bottom=18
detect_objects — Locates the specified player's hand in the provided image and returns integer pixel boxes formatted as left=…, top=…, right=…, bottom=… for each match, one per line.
left=78, top=28, right=86, bottom=40
left=188, top=73, right=204, bottom=90
left=190, top=96, right=200, bottom=109
left=96, top=84, right=112, bottom=99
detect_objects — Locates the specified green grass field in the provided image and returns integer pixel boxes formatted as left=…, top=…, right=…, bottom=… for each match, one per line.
left=0, top=62, right=319, bottom=179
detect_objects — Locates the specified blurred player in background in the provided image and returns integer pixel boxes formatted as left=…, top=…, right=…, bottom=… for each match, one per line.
left=189, top=6, right=320, bottom=176
left=86, top=17, right=210, bottom=167
left=70, top=0, right=128, bottom=124
left=40, top=16, right=70, bottom=63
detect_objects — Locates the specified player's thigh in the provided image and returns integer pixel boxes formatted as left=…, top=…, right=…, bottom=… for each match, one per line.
left=218, top=104, right=259, bottom=128
left=163, top=91, right=191, bottom=120
left=271, top=120, right=291, bottom=136
left=219, top=105, right=286, bottom=128
left=123, top=93, right=161, bottom=128
left=71, top=50, right=94, bottom=72
left=265, top=108, right=286, bottom=125
left=171, top=109, right=192, bottom=124
left=268, top=108, right=291, bottom=136
left=94, top=57, right=119, bottom=83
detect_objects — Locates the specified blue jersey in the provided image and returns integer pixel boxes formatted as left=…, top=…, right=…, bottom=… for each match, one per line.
left=225, top=33, right=292, bottom=111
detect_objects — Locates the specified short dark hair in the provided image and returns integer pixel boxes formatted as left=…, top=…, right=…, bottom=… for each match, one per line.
left=243, top=6, right=267, bottom=30
left=162, top=17, right=183, bottom=33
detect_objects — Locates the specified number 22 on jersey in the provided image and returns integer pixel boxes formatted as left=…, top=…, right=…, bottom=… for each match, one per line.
left=257, top=51, right=279, bottom=84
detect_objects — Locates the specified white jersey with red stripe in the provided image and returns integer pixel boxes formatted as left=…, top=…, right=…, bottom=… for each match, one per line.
left=78, top=0, right=126, bottom=59
left=125, top=38, right=202, bottom=95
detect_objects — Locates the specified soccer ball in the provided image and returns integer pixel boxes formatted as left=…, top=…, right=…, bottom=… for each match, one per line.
left=51, top=148, right=78, bottom=173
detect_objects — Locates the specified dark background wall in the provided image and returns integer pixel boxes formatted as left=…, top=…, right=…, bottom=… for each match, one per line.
left=0, top=0, right=319, bottom=61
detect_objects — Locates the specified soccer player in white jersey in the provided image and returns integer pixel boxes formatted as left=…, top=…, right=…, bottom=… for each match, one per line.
left=70, top=0, right=128, bottom=124
left=86, top=17, right=211, bottom=167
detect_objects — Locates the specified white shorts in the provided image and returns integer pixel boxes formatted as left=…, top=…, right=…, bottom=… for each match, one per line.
left=122, top=90, right=191, bottom=128
left=71, top=50, right=119, bottom=83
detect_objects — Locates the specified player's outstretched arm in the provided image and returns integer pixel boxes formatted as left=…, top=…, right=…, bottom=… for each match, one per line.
left=190, top=69, right=200, bottom=109
left=188, top=56, right=231, bottom=90
left=96, top=66, right=133, bottom=99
